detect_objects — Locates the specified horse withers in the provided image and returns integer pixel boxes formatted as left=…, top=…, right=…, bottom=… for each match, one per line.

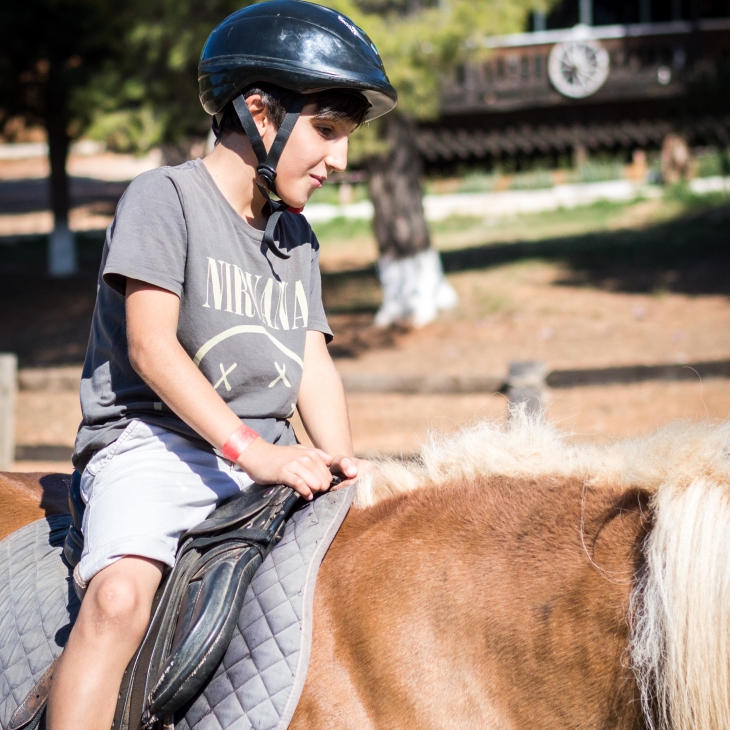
left=3, top=414, right=729, bottom=730
left=0, top=472, right=70, bottom=541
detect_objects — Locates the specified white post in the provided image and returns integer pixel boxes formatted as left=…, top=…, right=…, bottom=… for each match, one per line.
left=0, top=354, right=18, bottom=471
left=534, top=10, right=547, bottom=32
left=507, top=361, right=549, bottom=419
left=48, top=221, right=78, bottom=277
left=579, top=0, right=593, bottom=26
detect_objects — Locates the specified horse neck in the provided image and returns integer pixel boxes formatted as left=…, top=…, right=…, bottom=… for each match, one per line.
left=306, top=476, right=649, bottom=730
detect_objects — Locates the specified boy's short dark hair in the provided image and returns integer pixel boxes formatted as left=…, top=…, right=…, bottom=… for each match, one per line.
left=213, top=82, right=370, bottom=141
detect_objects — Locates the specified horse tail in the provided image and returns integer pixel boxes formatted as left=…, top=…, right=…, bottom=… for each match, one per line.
left=631, top=475, right=730, bottom=730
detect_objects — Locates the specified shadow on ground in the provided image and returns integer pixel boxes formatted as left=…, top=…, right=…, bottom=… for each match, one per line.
left=2, top=199, right=729, bottom=366
left=0, top=177, right=127, bottom=215
left=0, top=233, right=104, bottom=366
left=322, top=199, right=730, bottom=308
left=440, top=201, right=730, bottom=296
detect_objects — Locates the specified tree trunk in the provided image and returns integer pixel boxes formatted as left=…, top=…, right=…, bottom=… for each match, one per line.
left=367, top=113, right=429, bottom=260
left=45, top=62, right=77, bottom=277
left=367, top=114, right=457, bottom=327
left=661, top=133, right=693, bottom=184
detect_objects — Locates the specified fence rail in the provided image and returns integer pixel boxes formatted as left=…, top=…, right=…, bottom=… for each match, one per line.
left=12, top=358, right=730, bottom=395
left=4, top=357, right=730, bottom=466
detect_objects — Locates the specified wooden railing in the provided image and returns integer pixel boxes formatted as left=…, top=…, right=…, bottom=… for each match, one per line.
left=441, top=21, right=730, bottom=114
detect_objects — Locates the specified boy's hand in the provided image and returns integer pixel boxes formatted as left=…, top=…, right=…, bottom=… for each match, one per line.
left=329, top=455, right=376, bottom=488
left=237, top=439, right=333, bottom=501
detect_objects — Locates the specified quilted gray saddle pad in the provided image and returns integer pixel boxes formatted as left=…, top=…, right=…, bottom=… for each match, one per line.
left=0, top=485, right=354, bottom=730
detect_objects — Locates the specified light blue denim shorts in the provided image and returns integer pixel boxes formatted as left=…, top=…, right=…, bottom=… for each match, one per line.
left=75, top=420, right=254, bottom=589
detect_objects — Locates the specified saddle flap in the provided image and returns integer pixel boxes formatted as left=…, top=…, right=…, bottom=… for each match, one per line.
left=145, top=549, right=264, bottom=721
left=173, top=552, right=247, bottom=652
left=182, top=484, right=282, bottom=537
left=117, top=485, right=300, bottom=729
left=113, top=550, right=201, bottom=730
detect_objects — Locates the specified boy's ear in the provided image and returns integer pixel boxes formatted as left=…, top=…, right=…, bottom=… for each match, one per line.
left=246, top=94, right=270, bottom=136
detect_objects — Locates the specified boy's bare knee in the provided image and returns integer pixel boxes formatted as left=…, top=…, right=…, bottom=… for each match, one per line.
left=85, top=579, right=148, bottom=642
left=91, top=576, right=142, bottom=622
left=84, top=561, right=161, bottom=639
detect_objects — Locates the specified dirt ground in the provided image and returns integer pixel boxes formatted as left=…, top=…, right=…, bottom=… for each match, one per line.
left=331, top=264, right=730, bottom=375
left=341, top=377, right=730, bottom=453
left=4, top=184, right=730, bottom=472
left=12, top=375, right=730, bottom=472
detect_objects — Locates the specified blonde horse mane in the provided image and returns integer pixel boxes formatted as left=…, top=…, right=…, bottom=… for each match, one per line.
left=355, top=409, right=730, bottom=507
left=355, top=410, right=730, bottom=730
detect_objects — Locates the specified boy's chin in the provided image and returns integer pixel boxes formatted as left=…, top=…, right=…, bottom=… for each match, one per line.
left=277, top=186, right=314, bottom=211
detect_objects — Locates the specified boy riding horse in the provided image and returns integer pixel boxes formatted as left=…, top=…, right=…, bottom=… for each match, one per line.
left=46, top=4, right=397, bottom=727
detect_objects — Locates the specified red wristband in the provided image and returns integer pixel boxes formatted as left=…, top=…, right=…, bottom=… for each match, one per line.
left=221, top=423, right=259, bottom=462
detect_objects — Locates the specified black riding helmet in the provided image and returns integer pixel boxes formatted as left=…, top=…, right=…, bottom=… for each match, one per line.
left=199, top=0, right=397, bottom=258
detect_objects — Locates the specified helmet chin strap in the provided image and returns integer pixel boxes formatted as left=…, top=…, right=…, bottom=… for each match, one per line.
left=232, top=94, right=307, bottom=260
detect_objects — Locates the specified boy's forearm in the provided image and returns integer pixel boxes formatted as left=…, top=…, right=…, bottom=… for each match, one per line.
left=297, top=332, right=354, bottom=457
left=297, top=370, right=354, bottom=456
left=126, top=282, right=241, bottom=450
left=130, top=333, right=242, bottom=450
left=127, top=284, right=353, bottom=469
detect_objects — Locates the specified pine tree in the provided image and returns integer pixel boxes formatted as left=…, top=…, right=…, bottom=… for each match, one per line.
left=321, top=0, right=546, bottom=325
left=0, top=0, right=129, bottom=275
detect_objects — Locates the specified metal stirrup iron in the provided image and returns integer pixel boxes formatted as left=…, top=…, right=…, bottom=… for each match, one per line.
left=232, top=94, right=307, bottom=260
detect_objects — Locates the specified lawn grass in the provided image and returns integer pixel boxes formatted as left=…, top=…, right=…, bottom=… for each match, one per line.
left=312, top=188, right=730, bottom=267
left=1, top=186, right=727, bottom=297
left=318, top=189, right=730, bottom=314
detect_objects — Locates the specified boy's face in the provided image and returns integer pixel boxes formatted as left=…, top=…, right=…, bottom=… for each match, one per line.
left=263, top=101, right=355, bottom=209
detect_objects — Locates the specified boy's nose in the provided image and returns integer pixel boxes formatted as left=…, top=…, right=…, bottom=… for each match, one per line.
left=325, top=138, right=349, bottom=173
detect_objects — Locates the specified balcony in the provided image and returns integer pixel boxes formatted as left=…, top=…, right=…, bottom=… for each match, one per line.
left=441, top=19, right=730, bottom=115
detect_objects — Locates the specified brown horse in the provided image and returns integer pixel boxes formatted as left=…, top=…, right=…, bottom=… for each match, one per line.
left=0, top=471, right=70, bottom=539
left=3, top=414, right=729, bottom=730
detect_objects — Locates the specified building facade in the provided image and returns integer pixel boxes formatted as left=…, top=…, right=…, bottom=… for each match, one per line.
left=417, top=0, right=730, bottom=170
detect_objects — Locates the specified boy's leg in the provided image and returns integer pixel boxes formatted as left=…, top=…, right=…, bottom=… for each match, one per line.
left=46, top=556, right=164, bottom=730
left=44, top=420, right=254, bottom=728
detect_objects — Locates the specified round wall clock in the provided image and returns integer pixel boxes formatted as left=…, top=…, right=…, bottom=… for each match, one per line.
left=548, top=39, right=610, bottom=99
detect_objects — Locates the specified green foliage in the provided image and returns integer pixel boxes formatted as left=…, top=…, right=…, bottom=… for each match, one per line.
left=85, top=107, right=165, bottom=153
left=422, top=157, right=633, bottom=195
left=81, top=0, right=254, bottom=149
left=318, top=0, right=545, bottom=120
left=347, top=121, right=390, bottom=164
left=312, top=0, right=549, bottom=166
left=311, top=215, right=375, bottom=242
left=308, top=182, right=370, bottom=204
left=85, top=0, right=548, bottom=152
left=664, top=182, right=730, bottom=208
left=0, top=0, right=129, bottom=136
left=694, top=146, right=730, bottom=179
left=0, top=0, right=548, bottom=153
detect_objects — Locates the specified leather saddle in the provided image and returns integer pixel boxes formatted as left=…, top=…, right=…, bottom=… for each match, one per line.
left=10, top=472, right=311, bottom=730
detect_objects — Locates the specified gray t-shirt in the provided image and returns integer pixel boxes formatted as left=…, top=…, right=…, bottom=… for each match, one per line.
left=73, top=159, right=332, bottom=470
